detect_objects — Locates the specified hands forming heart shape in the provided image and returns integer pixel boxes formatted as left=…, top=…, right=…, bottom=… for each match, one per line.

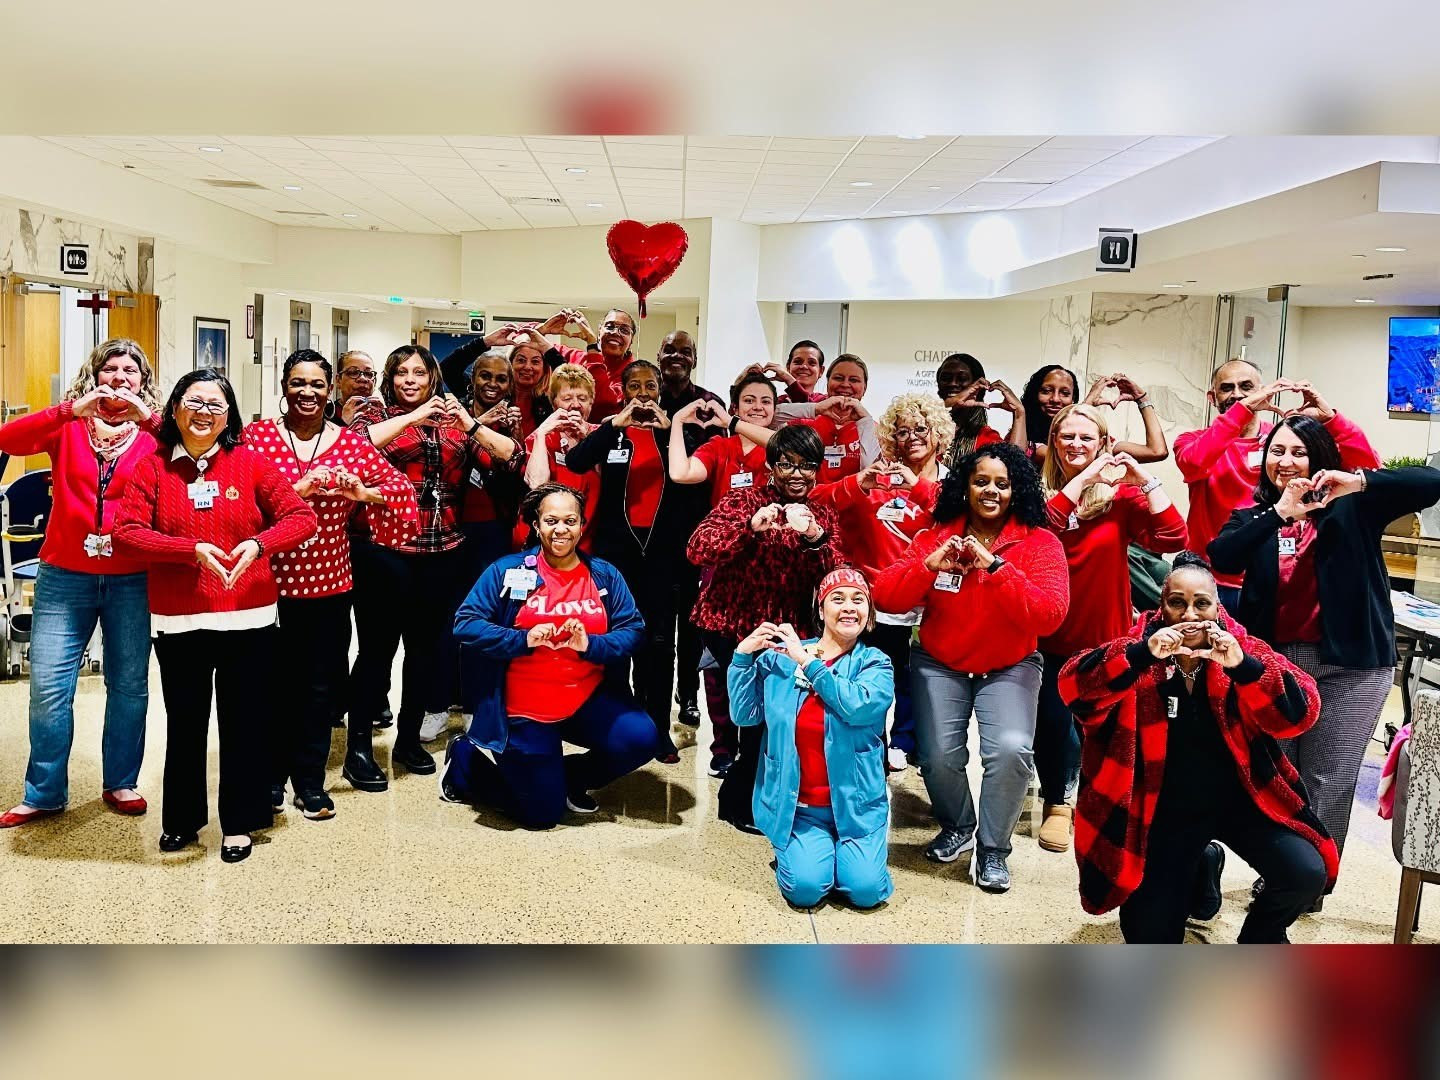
left=195, top=540, right=261, bottom=591
left=1098, top=461, right=1127, bottom=485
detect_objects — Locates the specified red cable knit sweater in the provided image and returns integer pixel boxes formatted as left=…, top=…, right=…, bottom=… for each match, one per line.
left=114, top=444, right=317, bottom=617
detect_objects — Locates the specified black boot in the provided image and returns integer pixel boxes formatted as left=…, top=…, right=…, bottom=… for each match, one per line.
left=343, top=713, right=388, bottom=792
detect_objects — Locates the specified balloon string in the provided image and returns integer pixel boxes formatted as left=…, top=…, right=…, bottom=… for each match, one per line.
left=638, top=296, right=647, bottom=318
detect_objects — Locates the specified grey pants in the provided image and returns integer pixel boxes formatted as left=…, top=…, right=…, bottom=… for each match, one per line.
left=910, top=646, right=1042, bottom=855
left=1277, top=642, right=1393, bottom=871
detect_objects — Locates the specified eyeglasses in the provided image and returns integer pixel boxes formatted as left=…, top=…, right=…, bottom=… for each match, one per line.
left=601, top=321, right=634, bottom=335
left=180, top=398, right=229, bottom=416
left=340, top=368, right=376, bottom=381
left=773, top=459, right=819, bottom=477
left=893, top=426, right=931, bottom=440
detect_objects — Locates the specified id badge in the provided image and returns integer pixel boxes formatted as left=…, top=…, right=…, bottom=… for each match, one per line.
left=607, top=447, right=632, bottom=465
left=468, top=467, right=487, bottom=490
left=503, top=568, right=538, bottom=598
left=823, top=446, right=844, bottom=466
left=1246, top=449, right=1263, bottom=470
left=1278, top=536, right=1297, bottom=556
left=554, top=451, right=568, bottom=468
left=187, top=479, right=219, bottom=509
left=83, top=533, right=113, bottom=558
left=1166, top=695, right=1179, bottom=719
left=934, top=571, right=963, bottom=593
left=876, top=502, right=907, bottom=523
left=730, top=471, right=753, bottom=489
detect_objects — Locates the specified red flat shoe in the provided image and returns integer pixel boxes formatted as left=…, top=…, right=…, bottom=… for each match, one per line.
left=0, top=806, right=62, bottom=828
left=102, top=790, right=148, bottom=816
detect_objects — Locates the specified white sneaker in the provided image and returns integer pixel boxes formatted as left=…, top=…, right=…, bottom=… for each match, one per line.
left=420, top=711, right=450, bottom=742
left=886, top=747, right=910, bottom=773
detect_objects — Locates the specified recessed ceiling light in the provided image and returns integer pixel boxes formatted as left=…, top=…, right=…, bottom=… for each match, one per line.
left=276, top=291, right=287, bottom=296
left=1354, top=297, right=1377, bottom=303
left=1162, top=283, right=1185, bottom=288
left=889, top=210, right=906, bottom=214
left=586, top=202, right=604, bottom=208
left=359, top=308, right=370, bottom=313
left=1351, top=254, right=1367, bottom=259
left=565, top=167, right=588, bottom=174
left=850, top=181, right=874, bottom=187
left=283, top=185, right=302, bottom=191
left=897, top=134, right=926, bottom=140
left=928, top=186, right=941, bottom=191
left=1376, top=246, right=1408, bottom=253
left=198, top=145, right=222, bottom=153
left=341, top=213, right=358, bottom=218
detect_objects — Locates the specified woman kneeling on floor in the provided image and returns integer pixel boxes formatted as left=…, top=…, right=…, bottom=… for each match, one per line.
left=1058, top=551, right=1335, bottom=943
left=728, top=569, right=895, bottom=909
left=441, top=482, right=654, bottom=828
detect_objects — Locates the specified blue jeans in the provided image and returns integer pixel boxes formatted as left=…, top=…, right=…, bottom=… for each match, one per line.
left=446, top=687, right=655, bottom=829
left=24, top=563, right=151, bottom=809
left=774, top=803, right=892, bottom=909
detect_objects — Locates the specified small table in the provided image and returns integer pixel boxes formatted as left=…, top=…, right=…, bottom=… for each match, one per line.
left=1392, top=591, right=1440, bottom=745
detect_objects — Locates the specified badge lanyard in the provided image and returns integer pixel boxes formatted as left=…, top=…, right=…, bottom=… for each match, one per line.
left=84, top=454, right=119, bottom=557
left=284, top=421, right=325, bottom=476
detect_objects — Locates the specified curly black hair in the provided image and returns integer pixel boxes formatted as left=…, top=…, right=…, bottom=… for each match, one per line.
left=933, top=441, right=1047, bottom=527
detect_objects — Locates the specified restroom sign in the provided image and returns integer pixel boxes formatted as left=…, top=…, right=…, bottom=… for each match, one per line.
left=1096, top=228, right=1137, bottom=273
left=60, top=244, right=89, bottom=275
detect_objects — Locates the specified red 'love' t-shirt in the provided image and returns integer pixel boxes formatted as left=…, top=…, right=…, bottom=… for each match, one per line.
left=505, top=559, right=610, bottom=722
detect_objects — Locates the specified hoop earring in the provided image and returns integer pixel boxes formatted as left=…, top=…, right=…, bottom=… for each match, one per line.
left=278, top=397, right=289, bottom=417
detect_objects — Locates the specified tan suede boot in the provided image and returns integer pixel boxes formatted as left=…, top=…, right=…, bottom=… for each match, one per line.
left=1038, top=804, right=1073, bottom=852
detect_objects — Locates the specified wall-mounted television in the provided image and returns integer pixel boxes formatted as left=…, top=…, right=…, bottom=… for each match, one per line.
left=1389, top=317, right=1440, bottom=414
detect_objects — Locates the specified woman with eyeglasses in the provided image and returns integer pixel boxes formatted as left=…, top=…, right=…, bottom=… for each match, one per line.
left=331, top=351, right=385, bottom=425
left=244, top=350, right=417, bottom=820
left=1033, top=403, right=1186, bottom=855
left=441, top=324, right=554, bottom=441
left=114, top=370, right=317, bottom=862
left=687, top=425, right=844, bottom=830
left=0, top=339, right=161, bottom=830
left=811, top=393, right=957, bottom=775
left=537, top=307, right=637, bottom=422
left=346, top=345, right=519, bottom=788
left=565, top=359, right=694, bottom=760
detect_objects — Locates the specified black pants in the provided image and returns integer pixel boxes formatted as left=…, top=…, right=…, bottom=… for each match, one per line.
left=674, top=569, right=702, bottom=709
left=1119, top=793, right=1328, bottom=943
left=275, top=594, right=351, bottom=793
left=154, top=626, right=278, bottom=837
left=606, top=544, right=677, bottom=743
left=702, top=632, right=760, bottom=829
left=350, top=542, right=469, bottom=750
left=1034, top=651, right=1080, bottom=805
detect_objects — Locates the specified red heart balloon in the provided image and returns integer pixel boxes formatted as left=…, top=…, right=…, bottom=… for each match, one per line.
left=606, top=220, right=688, bottom=318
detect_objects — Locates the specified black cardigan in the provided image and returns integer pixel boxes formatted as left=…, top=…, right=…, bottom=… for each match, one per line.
left=1208, top=466, right=1440, bottom=668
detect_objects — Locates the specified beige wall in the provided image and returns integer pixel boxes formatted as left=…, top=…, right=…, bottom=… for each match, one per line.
left=1286, top=305, right=1438, bottom=464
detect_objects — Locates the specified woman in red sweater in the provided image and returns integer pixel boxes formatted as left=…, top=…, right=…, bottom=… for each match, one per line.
left=0, top=339, right=161, bottom=829
left=244, top=350, right=417, bottom=820
left=114, top=370, right=316, bottom=863
left=812, top=392, right=957, bottom=774
left=873, top=442, right=1069, bottom=891
left=1034, top=402, right=1186, bottom=854
left=521, top=364, right=600, bottom=550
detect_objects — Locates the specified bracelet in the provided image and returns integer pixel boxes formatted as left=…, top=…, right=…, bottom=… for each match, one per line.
left=250, top=537, right=265, bottom=557
left=728, top=416, right=740, bottom=434
left=1358, top=469, right=1368, bottom=491
left=1139, top=476, right=1163, bottom=495
left=1137, top=399, right=1155, bottom=411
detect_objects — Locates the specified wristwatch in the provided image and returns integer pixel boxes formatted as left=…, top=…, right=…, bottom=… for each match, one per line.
left=728, top=416, right=741, bottom=434
left=1139, top=476, right=1163, bottom=495
left=985, top=555, right=1006, bottom=574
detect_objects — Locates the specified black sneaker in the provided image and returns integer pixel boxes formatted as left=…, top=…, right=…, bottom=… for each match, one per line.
left=438, top=734, right=466, bottom=805
left=1188, top=841, right=1225, bottom=921
left=708, top=753, right=734, bottom=779
left=565, top=790, right=599, bottom=814
left=923, top=827, right=975, bottom=864
left=971, top=846, right=1011, bottom=893
left=293, top=791, right=336, bottom=820
left=373, top=707, right=394, bottom=730
left=270, top=785, right=287, bottom=813
left=679, top=702, right=702, bottom=727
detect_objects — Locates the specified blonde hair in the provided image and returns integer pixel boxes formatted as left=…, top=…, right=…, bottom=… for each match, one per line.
left=878, top=393, right=956, bottom=463
left=1043, top=402, right=1115, bottom=520
left=64, top=338, right=160, bottom=409
left=547, top=363, right=595, bottom=400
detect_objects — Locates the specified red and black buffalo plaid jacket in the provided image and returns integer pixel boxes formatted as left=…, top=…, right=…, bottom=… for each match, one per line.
left=1058, top=610, right=1338, bottom=916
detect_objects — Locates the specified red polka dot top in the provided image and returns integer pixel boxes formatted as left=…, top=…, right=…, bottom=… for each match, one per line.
left=243, top=419, right=419, bottom=598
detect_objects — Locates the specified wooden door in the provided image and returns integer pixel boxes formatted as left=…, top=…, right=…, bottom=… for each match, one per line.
left=0, top=275, right=25, bottom=481
left=107, top=290, right=159, bottom=367
left=19, top=285, right=60, bottom=473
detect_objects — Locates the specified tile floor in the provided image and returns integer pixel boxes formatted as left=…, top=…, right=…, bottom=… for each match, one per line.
left=0, top=658, right=1427, bottom=943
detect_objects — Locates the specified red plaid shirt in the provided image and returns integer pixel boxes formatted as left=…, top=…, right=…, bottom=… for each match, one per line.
left=686, top=483, right=845, bottom=639
left=349, top=402, right=487, bottom=554
left=1058, top=610, right=1338, bottom=916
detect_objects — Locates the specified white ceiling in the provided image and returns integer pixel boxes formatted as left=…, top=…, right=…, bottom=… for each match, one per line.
left=41, top=134, right=1217, bottom=234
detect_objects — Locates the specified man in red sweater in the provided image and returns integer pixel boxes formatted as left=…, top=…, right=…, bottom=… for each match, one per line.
left=1174, top=362, right=1378, bottom=610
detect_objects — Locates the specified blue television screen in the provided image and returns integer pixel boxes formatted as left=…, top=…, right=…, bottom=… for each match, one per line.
left=1389, top=316, right=1440, bottom=414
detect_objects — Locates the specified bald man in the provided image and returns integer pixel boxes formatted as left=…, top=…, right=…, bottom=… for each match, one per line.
left=1174, top=361, right=1377, bottom=610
